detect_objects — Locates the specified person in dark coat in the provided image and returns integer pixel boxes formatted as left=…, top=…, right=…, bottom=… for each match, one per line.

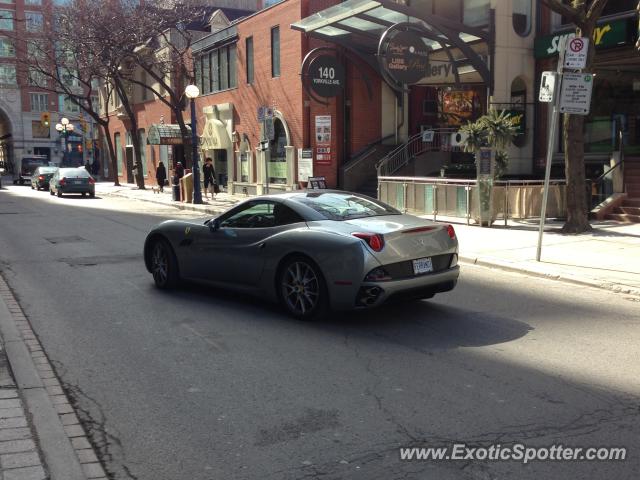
left=156, top=161, right=167, bottom=192
left=175, top=161, right=184, bottom=179
left=202, top=157, right=216, bottom=200
left=91, top=158, right=100, bottom=178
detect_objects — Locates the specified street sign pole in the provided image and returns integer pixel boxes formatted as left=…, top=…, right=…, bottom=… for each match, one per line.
left=537, top=38, right=567, bottom=262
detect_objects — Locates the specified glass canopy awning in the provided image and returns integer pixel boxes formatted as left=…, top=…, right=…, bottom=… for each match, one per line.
left=291, top=0, right=493, bottom=89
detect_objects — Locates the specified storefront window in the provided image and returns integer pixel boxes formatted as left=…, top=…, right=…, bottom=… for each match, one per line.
left=463, top=0, right=489, bottom=28
left=513, top=0, right=531, bottom=37
left=114, top=133, right=122, bottom=175
left=268, top=119, right=287, bottom=185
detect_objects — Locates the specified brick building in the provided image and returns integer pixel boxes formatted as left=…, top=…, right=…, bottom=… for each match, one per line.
left=102, top=0, right=539, bottom=191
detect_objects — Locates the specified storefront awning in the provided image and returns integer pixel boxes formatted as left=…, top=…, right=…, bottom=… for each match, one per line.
left=147, top=124, right=191, bottom=145
left=291, top=0, right=493, bottom=90
left=200, top=116, right=231, bottom=150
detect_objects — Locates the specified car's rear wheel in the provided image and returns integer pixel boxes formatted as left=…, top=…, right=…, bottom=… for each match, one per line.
left=56, top=190, right=62, bottom=197
left=49, top=189, right=54, bottom=196
left=278, top=256, right=328, bottom=320
left=89, top=191, right=95, bottom=198
left=150, top=239, right=179, bottom=289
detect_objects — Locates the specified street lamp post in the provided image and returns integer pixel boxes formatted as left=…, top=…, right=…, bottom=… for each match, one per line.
left=55, top=117, right=74, bottom=166
left=185, top=84, right=202, bottom=204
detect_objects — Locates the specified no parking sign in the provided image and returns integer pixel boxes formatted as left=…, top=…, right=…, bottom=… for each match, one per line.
left=564, top=37, right=589, bottom=69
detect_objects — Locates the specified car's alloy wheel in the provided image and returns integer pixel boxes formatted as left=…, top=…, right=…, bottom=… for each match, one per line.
left=279, top=257, right=327, bottom=320
left=150, top=240, right=178, bottom=289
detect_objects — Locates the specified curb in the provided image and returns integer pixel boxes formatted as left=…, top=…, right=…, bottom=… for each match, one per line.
left=0, top=274, right=106, bottom=480
left=98, top=189, right=232, bottom=215
left=459, top=256, right=640, bottom=298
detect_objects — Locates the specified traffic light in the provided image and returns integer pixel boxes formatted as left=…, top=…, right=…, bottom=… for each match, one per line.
left=40, top=112, right=50, bottom=127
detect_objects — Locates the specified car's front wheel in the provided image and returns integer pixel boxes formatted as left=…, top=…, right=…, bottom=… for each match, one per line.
left=150, top=239, right=179, bottom=289
left=278, top=256, right=328, bottom=320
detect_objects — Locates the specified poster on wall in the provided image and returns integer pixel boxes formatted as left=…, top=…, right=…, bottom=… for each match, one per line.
left=315, top=115, right=331, bottom=145
left=297, top=148, right=313, bottom=182
left=440, top=90, right=475, bottom=126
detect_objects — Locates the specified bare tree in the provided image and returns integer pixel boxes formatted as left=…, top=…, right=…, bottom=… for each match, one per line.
left=541, top=0, right=610, bottom=233
left=10, top=2, right=123, bottom=185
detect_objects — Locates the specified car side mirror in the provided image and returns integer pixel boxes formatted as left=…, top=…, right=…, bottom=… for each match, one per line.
left=209, top=218, right=220, bottom=232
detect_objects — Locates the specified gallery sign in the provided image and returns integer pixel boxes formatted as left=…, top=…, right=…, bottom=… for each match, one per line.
left=382, top=30, right=429, bottom=85
left=308, top=55, right=345, bottom=98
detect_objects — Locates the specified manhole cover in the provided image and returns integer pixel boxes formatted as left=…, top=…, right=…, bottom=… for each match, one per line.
left=45, top=235, right=88, bottom=244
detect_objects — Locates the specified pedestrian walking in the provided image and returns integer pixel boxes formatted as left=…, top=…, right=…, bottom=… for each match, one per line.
left=91, top=158, right=100, bottom=179
left=175, top=162, right=184, bottom=180
left=202, top=157, right=217, bottom=200
left=156, top=161, right=167, bottom=193
left=84, top=161, right=91, bottom=173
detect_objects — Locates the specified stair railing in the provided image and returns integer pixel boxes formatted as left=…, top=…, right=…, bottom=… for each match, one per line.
left=376, top=127, right=458, bottom=177
left=589, top=129, right=625, bottom=210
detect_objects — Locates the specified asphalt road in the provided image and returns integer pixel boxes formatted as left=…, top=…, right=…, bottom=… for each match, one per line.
left=0, top=184, right=638, bottom=480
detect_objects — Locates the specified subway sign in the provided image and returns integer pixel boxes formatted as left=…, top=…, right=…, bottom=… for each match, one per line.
left=534, top=18, right=634, bottom=58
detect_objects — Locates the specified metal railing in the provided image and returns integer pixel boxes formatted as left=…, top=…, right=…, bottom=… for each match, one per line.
left=376, top=128, right=458, bottom=177
left=378, top=176, right=567, bottom=225
left=589, top=130, right=625, bottom=210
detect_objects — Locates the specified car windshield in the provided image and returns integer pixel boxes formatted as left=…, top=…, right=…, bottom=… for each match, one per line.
left=60, top=168, right=90, bottom=177
left=291, top=192, right=400, bottom=221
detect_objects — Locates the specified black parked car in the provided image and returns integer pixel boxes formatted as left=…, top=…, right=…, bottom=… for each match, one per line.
left=49, top=168, right=95, bottom=198
left=31, top=166, right=58, bottom=191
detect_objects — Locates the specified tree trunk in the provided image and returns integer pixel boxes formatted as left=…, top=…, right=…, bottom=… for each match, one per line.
left=562, top=114, right=592, bottom=233
left=99, top=122, right=119, bottom=187
left=114, top=76, right=145, bottom=189
left=129, top=127, right=146, bottom=189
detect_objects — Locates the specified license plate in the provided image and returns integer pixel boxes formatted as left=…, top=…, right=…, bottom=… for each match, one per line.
left=74, top=180, right=83, bottom=184
left=413, top=257, right=433, bottom=275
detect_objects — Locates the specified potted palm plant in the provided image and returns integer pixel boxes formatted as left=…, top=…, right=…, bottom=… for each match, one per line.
left=460, top=110, right=517, bottom=226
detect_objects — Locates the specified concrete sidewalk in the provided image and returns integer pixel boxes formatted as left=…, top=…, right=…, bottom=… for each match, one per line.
left=438, top=217, right=640, bottom=297
left=95, top=181, right=245, bottom=215
left=95, top=181, right=640, bottom=297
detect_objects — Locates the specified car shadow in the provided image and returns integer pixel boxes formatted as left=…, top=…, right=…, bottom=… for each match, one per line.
left=171, top=279, right=533, bottom=351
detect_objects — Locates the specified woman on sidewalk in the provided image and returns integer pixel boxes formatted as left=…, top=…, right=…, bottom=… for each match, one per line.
left=202, top=157, right=217, bottom=200
left=156, top=162, right=167, bottom=193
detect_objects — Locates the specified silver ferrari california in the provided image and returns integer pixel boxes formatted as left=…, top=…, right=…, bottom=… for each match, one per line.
left=143, top=191, right=459, bottom=319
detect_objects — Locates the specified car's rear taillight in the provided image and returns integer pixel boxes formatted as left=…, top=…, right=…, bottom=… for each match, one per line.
left=88, top=177, right=95, bottom=184
left=59, top=178, right=66, bottom=186
left=38, top=175, right=44, bottom=181
left=353, top=232, right=385, bottom=252
left=446, top=225, right=456, bottom=240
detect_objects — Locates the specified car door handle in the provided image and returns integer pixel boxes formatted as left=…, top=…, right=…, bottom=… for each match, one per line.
left=258, top=242, right=266, bottom=249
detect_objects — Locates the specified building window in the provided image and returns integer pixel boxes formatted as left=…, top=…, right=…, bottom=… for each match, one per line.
left=229, top=44, right=237, bottom=89
left=25, top=12, right=44, bottom=33
left=463, top=0, right=489, bottom=28
left=63, top=95, right=80, bottom=113
left=115, top=133, right=123, bottom=175
left=210, top=50, right=219, bottom=92
left=512, top=0, right=531, bottom=37
left=32, top=120, right=50, bottom=138
left=138, top=129, right=147, bottom=176
left=202, top=53, right=210, bottom=94
left=271, top=26, right=280, bottom=77
left=246, top=36, right=254, bottom=84
left=0, top=37, right=14, bottom=57
left=0, top=10, right=14, bottom=31
left=220, top=47, right=228, bottom=91
left=0, top=64, right=16, bottom=84
left=26, top=0, right=43, bottom=5
left=28, top=68, right=46, bottom=86
left=30, top=93, right=48, bottom=112
left=195, top=44, right=238, bottom=95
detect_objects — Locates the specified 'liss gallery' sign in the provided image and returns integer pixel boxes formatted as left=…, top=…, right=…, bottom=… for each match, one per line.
left=383, top=30, right=429, bottom=85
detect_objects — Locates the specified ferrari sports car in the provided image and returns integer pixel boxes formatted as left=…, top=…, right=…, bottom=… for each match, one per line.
left=143, top=191, right=459, bottom=319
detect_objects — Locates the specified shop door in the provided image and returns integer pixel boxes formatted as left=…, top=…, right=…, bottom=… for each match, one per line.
left=125, top=146, right=134, bottom=183
left=409, top=86, right=438, bottom=136
left=214, top=149, right=227, bottom=187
